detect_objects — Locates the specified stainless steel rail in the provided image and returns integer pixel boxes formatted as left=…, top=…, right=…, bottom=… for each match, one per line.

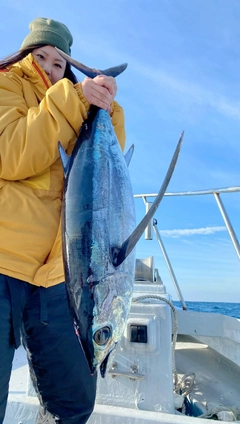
left=134, top=186, right=240, bottom=198
left=134, top=186, right=240, bottom=309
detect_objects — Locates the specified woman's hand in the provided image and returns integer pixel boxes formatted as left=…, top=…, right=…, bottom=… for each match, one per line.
left=82, top=75, right=117, bottom=113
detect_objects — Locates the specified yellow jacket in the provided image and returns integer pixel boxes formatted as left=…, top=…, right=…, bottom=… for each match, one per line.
left=0, top=53, right=126, bottom=287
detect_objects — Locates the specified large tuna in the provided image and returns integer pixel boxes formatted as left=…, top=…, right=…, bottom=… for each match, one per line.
left=58, top=49, right=183, bottom=377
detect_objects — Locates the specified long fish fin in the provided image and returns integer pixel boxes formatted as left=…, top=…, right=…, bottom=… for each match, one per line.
left=58, top=142, right=71, bottom=176
left=124, top=144, right=134, bottom=167
left=55, top=48, right=127, bottom=78
left=112, top=131, right=184, bottom=268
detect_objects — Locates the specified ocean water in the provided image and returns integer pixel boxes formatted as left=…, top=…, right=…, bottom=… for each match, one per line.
left=173, top=301, right=240, bottom=319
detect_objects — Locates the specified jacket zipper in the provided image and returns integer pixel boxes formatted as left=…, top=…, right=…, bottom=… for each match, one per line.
left=32, top=62, right=50, bottom=89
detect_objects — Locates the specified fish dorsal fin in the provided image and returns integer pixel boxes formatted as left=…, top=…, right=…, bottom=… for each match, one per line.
left=55, top=48, right=127, bottom=78
left=124, top=144, right=134, bottom=167
left=58, top=142, right=71, bottom=176
left=112, top=131, right=184, bottom=268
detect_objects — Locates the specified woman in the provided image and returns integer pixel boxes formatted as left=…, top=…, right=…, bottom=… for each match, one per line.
left=0, top=17, right=125, bottom=424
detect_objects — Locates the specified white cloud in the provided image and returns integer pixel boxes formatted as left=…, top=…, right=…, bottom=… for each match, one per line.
left=132, top=61, right=240, bottom=122
left=160, top=226, right=226, bottom=238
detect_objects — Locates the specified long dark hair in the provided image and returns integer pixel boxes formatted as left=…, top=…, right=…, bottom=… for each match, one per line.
left=0, top=45, right=78, bottom=84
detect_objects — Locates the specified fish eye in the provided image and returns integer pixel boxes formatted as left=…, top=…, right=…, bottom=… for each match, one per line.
left=94, top=326, right=111, bottom=346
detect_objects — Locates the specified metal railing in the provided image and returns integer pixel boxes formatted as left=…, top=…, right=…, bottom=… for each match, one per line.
left=134, top=186, right=240, bottom=309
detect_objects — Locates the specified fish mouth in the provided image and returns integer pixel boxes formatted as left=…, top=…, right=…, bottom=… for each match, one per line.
left=86, top=326, right=113, bottom=376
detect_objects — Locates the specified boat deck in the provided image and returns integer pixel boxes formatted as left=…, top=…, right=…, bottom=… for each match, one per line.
left=4, top=336, right=240, bottom=423
left=175, top=335, right=240, bottom=417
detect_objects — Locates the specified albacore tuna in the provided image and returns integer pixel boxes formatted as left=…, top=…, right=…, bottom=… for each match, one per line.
left=58, top=49, right=183, bottom=377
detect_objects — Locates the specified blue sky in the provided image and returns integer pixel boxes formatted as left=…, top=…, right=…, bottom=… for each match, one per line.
left=1, top=1, right=240, bottom=302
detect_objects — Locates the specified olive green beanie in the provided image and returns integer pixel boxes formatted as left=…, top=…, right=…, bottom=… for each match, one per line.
left=20, top=17, right=73, bottom=55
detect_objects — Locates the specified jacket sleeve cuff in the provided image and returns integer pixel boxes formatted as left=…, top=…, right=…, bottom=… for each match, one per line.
left=74, top=83, right=91, bottom=113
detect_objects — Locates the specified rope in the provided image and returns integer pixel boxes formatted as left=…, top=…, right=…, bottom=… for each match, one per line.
left=175, top=372, right=196, bottom=397
left=199, top=403, right=240, bottom=421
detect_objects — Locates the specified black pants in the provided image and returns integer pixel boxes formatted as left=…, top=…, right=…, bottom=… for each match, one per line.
left=0, top=274, right=97, bottom=424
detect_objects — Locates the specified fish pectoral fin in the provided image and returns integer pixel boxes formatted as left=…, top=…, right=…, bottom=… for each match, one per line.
left=124, top=144, right=134, bottom=167
left=111, top=246, right=121, bottom=266
left=58, top=142, right=71, bottom=176
left=111, top=244, right=128, bottom=268
left=112, top=132, right=184, bottom=268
